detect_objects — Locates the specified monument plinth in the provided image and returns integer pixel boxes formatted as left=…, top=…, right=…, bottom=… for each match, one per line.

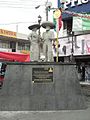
left=0, top=62, right=87, bottom=111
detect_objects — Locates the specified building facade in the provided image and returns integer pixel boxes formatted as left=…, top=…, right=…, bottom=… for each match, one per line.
left=0, top=29, right=30, bottom=53
left=57, top=0, right=90, bottom=81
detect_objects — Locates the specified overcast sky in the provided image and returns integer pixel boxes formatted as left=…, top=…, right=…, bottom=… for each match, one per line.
left=0, top=0, right=57, bottom=35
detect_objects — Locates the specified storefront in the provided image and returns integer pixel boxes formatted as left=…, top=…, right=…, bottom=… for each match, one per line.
left=57, top=0, right=90, bottom=82
left=0, top=29, right=30, bottom=53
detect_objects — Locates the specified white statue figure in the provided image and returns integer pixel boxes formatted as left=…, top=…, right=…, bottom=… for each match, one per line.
left=28, top=24, right=40, bottom=61
left=42, top=21, right=55, bottom=61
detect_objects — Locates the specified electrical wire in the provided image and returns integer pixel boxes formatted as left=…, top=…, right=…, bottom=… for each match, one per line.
left=0, top=21, right=37, bottom=25
left=0, top=0, right=45, bottom=6
left=0, top=0, right=45, bottom=9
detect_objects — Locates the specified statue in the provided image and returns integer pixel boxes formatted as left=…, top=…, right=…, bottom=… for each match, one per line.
left=28, top=24, right=40, bottom=61
left=41, top=21, right=55, bottom=61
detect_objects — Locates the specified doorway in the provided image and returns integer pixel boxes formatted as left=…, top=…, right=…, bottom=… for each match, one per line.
left=10, top=41, right=16, bottom=52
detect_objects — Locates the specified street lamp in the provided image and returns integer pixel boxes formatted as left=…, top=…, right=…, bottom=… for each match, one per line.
left=70, top=31, right=74, bottom=62
left=71, top=31, right=74, bottom=54
left=38, top=15, right=42, bottom=60
left=38, top=15, right=42, bottom=35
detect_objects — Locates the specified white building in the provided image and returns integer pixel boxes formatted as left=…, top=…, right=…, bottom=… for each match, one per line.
left=0, top=29, right=30, bottom=53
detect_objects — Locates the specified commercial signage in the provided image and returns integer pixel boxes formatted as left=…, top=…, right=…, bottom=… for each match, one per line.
left=21, top=50, right=30, bottom=54
left=0, top=29, right=16, bottom=38
left=58, top=0, right=89, bottom=9
left=54, top=34, right=90, bottom=57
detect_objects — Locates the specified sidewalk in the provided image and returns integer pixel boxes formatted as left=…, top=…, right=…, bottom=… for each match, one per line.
left=0, top=108, right=90, bottom=120
left=0, top=83, right=90, bottom=120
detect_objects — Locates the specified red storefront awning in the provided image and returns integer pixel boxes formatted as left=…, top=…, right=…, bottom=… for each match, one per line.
left=0, top=51, right=30, bottom=62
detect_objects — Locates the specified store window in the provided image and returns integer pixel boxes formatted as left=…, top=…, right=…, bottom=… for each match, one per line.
left=0, top=41, right=10, bottom=48
left=18, top=42, right=25, bottom=50
left=63, top=18, right=72, bottom=35
left=18, top=42, right=30, bottom=51
left=25, top=44, right=30, bottom=50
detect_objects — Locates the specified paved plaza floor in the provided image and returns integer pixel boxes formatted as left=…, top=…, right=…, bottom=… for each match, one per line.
left=0, top=83, right=90, bottom=120
left=0, top=108, right=90, bottom=120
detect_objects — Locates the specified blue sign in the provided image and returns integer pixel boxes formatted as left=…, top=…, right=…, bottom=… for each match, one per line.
left=62, top=1, right=90, bottom=19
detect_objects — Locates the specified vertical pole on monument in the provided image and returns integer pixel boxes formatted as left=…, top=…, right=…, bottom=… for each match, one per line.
left=53, top=9, right=61, bottom=62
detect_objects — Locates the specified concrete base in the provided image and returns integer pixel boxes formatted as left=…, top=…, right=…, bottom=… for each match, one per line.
left=0, top=62, right=87, bottom=111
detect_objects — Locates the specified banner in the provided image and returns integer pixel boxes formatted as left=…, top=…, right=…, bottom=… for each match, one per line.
left=0, top=51, right=30, bottom=62
left=86, top=40, right=90, bottom=53
left=53, top=11, right=62, bottom=31
left=53, top=0, right=62, bottom=31
left=73, top=16, right=90, bottom=31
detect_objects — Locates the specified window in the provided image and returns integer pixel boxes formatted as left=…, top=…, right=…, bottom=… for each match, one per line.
left=18, top=42, right=30, bottom=50
left=63, top=18, right=72, bottom=34
left=25, top=44, right=30, bottom=50
left=0, top=41, right=10, bottom=48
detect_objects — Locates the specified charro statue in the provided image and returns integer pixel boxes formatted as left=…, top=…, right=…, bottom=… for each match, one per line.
left=28, top=24, right=40, bottom=61
left=41, top=21, right=55, bottom=61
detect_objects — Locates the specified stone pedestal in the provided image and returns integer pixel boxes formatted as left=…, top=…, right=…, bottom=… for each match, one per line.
left=0, top=62, right=87, bottom=110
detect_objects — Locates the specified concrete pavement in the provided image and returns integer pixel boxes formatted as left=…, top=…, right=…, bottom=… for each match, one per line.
left=0, top=108, right=90, bottom=120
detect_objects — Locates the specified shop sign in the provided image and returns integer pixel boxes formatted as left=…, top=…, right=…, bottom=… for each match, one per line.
left=21, top=50, right=30, bottom=54
left=61, top=0, right=89, bottom=9
left=0, top=29, right=16, bottom=38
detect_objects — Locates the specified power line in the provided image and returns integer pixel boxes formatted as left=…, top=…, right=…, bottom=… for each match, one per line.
left=0, top=5, right=35, bottom=9
left=0, top=1, right=45, bottom=9
left=0, top=1, right=45, bottom=5
left=0, top=21, right=37, bottom=25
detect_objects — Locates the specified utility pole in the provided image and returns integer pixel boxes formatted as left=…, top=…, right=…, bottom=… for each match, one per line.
left=16, top=24, right=18, bottom=37
left=35, top=0, right=52, bottom=21
left=38, top=15, right=42, bottom=60
left=46, top=0, right=48, bottom=21
left=71, top=31, right=74, bottom=62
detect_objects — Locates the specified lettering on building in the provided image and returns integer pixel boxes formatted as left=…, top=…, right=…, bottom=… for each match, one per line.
left=0, top=29, right=16, bottom=38
left=61, top=0, right=89, bottom=9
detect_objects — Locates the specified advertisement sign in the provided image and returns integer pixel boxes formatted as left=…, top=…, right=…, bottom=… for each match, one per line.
left=0, top=29, right=16, bottom=38
left=58, top=0, right=89, bottom=9
left=53, top=34, right=90, bottom=57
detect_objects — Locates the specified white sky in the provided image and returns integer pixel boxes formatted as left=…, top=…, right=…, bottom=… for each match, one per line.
left=0, top=0, right=57, bottom=35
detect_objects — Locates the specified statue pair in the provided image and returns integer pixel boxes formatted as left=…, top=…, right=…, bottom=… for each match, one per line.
left=28, top=21, right=55, bottom=62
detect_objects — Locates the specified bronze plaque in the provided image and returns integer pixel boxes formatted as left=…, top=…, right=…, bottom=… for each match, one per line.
left=32, top=67, right=53, bottom=83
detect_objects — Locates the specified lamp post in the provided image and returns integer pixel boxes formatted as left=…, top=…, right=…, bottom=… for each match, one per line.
left=71, top=31, right=74, bottom=54
left=38, top=15, right=42, bottom=35
left=38, top=15, right=42, bottom=60
left=71, top=31, right=74, bottom=62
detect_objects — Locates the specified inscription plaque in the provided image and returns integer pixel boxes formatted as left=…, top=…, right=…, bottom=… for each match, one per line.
left=32, top=67, right=53, bottom=83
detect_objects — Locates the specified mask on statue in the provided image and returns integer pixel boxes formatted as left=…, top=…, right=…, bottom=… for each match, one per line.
left=32, top=28, right=37, bottom=32
left=46, top=26, right=50, bottom=31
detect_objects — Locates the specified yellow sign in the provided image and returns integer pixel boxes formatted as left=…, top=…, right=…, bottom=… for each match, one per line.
left=53, top=9, right=61, bottom=19
left=0, top=29, right=16, bottom=38
left=21, top=50, right=30, bottom=54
